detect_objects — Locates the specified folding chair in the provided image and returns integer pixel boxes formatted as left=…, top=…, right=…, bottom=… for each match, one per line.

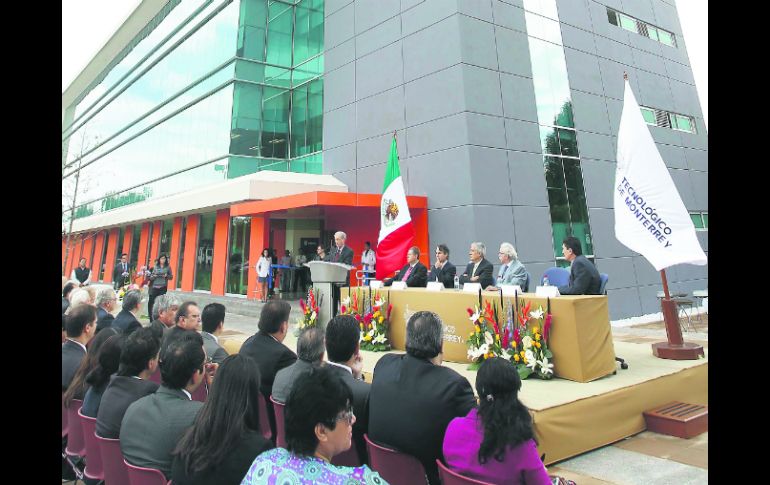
left=436, top=459, right=494, bottom=485
left=124, top=459, right=169, bottom=485
left=78, top=408, right=105, bottom=481
left=270, top=396, right=286, bottom=448
left=96, top=434, right=130, bottom=485
left=365, top=433, right=428, bottom=485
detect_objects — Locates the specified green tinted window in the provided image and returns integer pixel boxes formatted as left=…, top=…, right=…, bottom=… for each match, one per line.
left=640, top=107, right=656, bottom=124
left=658, top=30, right=674, bottom=46
left=607, top=9, right=618, bottom=26
left=227, top=216, right=251, bottom=295
left=557, top=128, right=578, bottom=157
left=195, top=212, right=217, bottom=291
left=702, top=213, right=708, bottom=228
left=646, top=25, right=659, bottom=41
left=619, top=15, right=637, bottom=32
left=673, top=114, right=694, bottom=133
left=690, top=213, right=704, bottom=229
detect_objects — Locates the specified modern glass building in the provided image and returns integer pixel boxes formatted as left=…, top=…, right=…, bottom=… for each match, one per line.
left=62, top=0, right=707, bottom=318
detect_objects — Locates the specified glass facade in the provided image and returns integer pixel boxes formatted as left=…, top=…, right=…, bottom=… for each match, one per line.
left=159, top=218, right=175, bottom=257
left=129, top=225, right=141, bottom=272
left=226, top=216, right=251, bottom=295
left=524, top=0, right=594, bottom=261
left=195, top=213, right=217, bottom=291
left=176, top=217, right=187, bottom=289
left=98, top=230, right=109, bottom=281
left=62, top=0, right=325, bottom=225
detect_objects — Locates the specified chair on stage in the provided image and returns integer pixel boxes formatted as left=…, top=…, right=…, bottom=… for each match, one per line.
left=541, top=267, right=570, bottom=287
left=260, top=394, right=274, bottom=442
left=436, top=459, right=494, bottom=485
left=270, top=396, right=287, bottom=448
left=79, top=408, right=105, bottom=482
left=523, top=272, right=531, bottom=292
left=599, top=273, right=628, bottom=370
left=97, top=434, right=131, bottom=485
left=365, top=434, right=428, bottom=485
left=124, top=459, right=169, bottom=485
left=657, top=291, right=697, bottom=332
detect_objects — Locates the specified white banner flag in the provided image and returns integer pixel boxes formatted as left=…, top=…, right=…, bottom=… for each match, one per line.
left=614, top=80, right=707, bottom=271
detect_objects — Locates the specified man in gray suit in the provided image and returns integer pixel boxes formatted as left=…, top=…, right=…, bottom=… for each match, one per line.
left=486, top=242, right=528, bottom=291
left=200, top=303, right=229, bottom=364
left=325, top=314, right=371, bottom=464
left=272, top=327, right=325, bottom=403
left=120, top=332, right=210, bottom=479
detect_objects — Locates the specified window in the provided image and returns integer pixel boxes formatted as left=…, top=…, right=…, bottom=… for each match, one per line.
left=619, top=14, right=637, bottom=33
left=690, top=212, right=708, bottom=231
left=607, top=9, right=618, bottom=26
left=640, top=106, right=697, bottom=134
left=640, top=107, right=656, bottom=125
left=671, top=114, right=695, bottom=133
left=606, top=7, right=676, bottom=48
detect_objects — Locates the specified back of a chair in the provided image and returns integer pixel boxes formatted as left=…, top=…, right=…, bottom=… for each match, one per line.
left=331, top=443, right=361, bottom=467
left=65, top=399, right=86, bottom=457
left=436, top=459, right=494, bottom=485
left=599, top=273, right=609, bottom=295
left=259, top=394, right=273, bottom=440
left=62, top=392, right=69, bottom=438
left=270, top=396, right=286, bottom=448
left=190, top=381, right=208, bottom=402
left=148, top=368, right=161, bottom=384
left=97, top=434, right=131, bottom=485
left=365, top=434, right=427, bottom=485
left=78, top=409, right=104, bottom=481
left=124, top=459, right=168, bottom=485
left=542, top=267, right=570, bottom=287
left=523, top=272, right=531, bottom=293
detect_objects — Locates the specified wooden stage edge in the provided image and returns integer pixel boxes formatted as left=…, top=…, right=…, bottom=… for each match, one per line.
left=221, top=335, right=708, bottom=466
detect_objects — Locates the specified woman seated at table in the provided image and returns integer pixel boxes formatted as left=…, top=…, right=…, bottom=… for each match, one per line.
left=442, top=357, right=556, bottom=485
left=241, top=366, right=385, bottom=484
left=172, top=354, right=273, bottom=485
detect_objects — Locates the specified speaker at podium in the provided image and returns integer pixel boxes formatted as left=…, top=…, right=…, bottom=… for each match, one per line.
left=306, top=261, right=355, bottom=329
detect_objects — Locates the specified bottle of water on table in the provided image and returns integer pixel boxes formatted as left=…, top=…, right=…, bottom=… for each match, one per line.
left=454, top=275, right=460, bottom=290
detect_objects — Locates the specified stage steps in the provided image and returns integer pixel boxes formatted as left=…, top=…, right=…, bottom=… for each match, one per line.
left=643, top=402, right=708, bottom=439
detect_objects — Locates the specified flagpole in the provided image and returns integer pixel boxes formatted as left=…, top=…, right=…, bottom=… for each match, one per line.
left=651, top=269, right=704, bottom=359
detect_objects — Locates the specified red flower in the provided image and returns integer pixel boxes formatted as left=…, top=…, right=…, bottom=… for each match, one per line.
left=341, top=305, right=347, bottom=314
left=467, top=308, right=474, bottom=316
left=387, top=303, right=393, bottom=319
left=502, top=328, right=509, bottom=349
left=519, top=301, right=531, bottom=326
left=309, top=291, right=316, bottom=307
left=300, top=299, right=307, bottom=312
left=543, top=313, right=552, bottom=343
left=364, top=313, right=373, bottom=324
left=513, top=327, right=520, bottom=345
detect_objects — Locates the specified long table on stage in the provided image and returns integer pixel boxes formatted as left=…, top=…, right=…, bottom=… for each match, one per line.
left=342, top=287, right=617, bottom=383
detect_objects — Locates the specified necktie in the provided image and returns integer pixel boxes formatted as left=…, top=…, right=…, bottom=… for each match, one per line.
left=402, top=265, right=413, bottom=282
left=334, top=248, right=341, bottom=262
left=500, top=264, right=509, bottom=279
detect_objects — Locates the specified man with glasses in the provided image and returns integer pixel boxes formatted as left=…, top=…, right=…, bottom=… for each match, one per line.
left=460, top=242, right=494, bottom=290
left=428, top=244, right=457, bottom=288
left=161, top=301, right=201, bottom=357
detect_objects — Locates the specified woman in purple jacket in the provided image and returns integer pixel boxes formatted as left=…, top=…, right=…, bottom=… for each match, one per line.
left=442, top=357, right=552, bottom=485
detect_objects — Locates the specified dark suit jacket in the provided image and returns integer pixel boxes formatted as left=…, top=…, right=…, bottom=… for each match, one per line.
left=327, top=363, right=371, bottom=465
left=427, top=261, right=457, bottom=288
left=201, top=332, right=229, bottom=364
left=385, top=262, right=428, bottom=288
left=112, top=309, right=141, bottom=335
left=114, top=262, right=129, bottom=286
left=62, top=339, right=87, bottom=390
left=460, top=258, right=495, bottom=290
left=271, top=359, right=317, bottom=404
left=171, top=430, right=272, bottom=485
left=161, top=325, right=194, bottom=358
left=368, top=354, right=476, bottom=485
left=62, top=297, right=70, bottom=315
left=558, top=255, right=601, bottom=295
left=120, top=385, right=204, bottom=479
left=96, top=307, right=115, bottom=333
left=96, top=375, right=159, bottom=439
left=324, top=245, right=354, bottom=265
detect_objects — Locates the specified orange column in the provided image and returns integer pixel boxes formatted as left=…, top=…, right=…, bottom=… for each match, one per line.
left=92, top=231, right=106, bottom=282
left=136, top=223, right=151, bottom=275
left=169, top=217, right=183, bottom=289
left=81, top=233, right=94, bottom=268
left=149, top=220, right=162, bottom=263
left=104, top=228, right=120, bottom=283
left=67, top=236, right=82, bottom=277
left=122, top=226, right=134, bottom=264
left=62, top=238, right=66, bottom=269
left=210, top=209, right=231, bottom=296
left=413, top=208, right=430, bottom=267
left=247, top=215, right=270, bottom=300
left=181, top=215, right=200, bottom=292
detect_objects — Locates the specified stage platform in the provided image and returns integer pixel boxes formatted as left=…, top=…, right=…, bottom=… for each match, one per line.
left=220, top=334, right=708, bottom=466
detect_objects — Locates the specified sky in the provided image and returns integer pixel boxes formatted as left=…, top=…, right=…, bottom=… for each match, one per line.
left=62, top=0, right=707, bottom=129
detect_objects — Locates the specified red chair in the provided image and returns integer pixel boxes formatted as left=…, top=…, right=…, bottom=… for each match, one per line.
left=436, top=459, right=494, bottom=485
left=124, top=459, right=169, bottom=485
left=65, top=399, right=86, bottom=457
left=364, top=433, right=428, bottom=485
left=331, top=444, right=361, bottom=467
left=259, top=394, right=273, bottom=441
left=78, top=409, right=104, bottom=481
left=148, top=368, right=161, bottom=384
left=61, top=392, right=68, bottom=438
left=269, top=396, right=286, bottom=447
left=190, top=380, right=208, bottom=402
left=97, top=434, right=131, bottom=485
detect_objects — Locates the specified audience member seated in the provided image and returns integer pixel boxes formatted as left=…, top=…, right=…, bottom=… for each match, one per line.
left=171, top=354, right=273, bottom=485
left=64, top=326, right=118, bottom=406
left=486, top=242, right=528, bottom=291
left=325, top=314, right=371, bottom=464
left=201, top=303, right=229, bottom=364
left=95, top=287, right=118, bottom=333
left=241, top=367, right=385, bottom=484
left=95, top=327, right=160, bottom=439
left=149, top=293, right=181, bottom=340
left=161, top=301, right=201, bottom=356
left=112, top=289, right=142, bottom=335
left=383, top=246, right=428, bottom=288
left=121, top=332, right=211, bottom=479
left=81, top=333, right=123, bottom=417
left=272, top=327, right=325, bottom=403
left=65, top=287, right=93, bottom=316
left=239, top=300, right=297, bottom=437
left=557, top=236, right=601, bottom=295
left=460, top=242, right=495, bottom=290
left=62, top=304, right=97, bottom=391
left=62, top=281, right=77, bottom=315
left=369, top=311, right=476, bottom=485
left=443, top=357, right=552, bottom=485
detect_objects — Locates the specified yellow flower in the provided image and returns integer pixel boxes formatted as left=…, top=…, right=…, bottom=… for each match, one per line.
left=513, top=354, right=520, bottom=362
left=535, top=333, right=540, bottom=341
left=360, top=323, right=364, bottom=329
left=520, top=351, right=526, bottom=357
left=487, top=352, right=494, bottom=359
left=379, top=316, right=384, bottom=323
left=469, top=332, right=474, bottom=338
left=522, top=356, right=528, bottom=364
left=512, top=341, right=517, bottom=348
left=475, top=325, right=481, bottom=333
left=532, top=326, right=539, bottom=334
left=478, top=316, right=485, bottom=323
left=495, top=334, right=500, bottom=341
left=364, top=335, right=372, bottom=341
left=535, top=342, right=541, bottom=348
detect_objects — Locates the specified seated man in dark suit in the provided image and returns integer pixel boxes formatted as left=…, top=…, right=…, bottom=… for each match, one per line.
left=239, top=300, right=298, bottom=438
left=558, top=236, right=601, bottom=295
left=368, top=311, right=476, bottom=485
left=95, top=287, right=117, bottom=333
left=96, top=327, right=160, bottom=439
left=62, top=304, right=97, bottom=390
left=149, top=293, right=181, bottom=339
left=427, top=243, right=457, bottom=288
left=120, top=332, right=209, bottom=479
left=200, top=303, right=229, bottom=364
left=272, top=327, right=325, bottom=404
left=112, top=289, right=142, bottom=335
left=325, top=314, right=371, bottom=464
left=383, top=246, right=428, bottom=288
left=160, top=301, right=201, bottom=357
left=459, top=241, right=494, bottom=290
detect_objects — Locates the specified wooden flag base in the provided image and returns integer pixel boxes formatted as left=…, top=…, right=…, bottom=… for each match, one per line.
left=651, top=274, right=704, bottom=360
left=651, top=341, right=704, bottom=360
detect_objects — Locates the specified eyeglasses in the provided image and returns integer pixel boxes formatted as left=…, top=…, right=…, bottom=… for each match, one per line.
left=335, top=407, right=355, bottom=426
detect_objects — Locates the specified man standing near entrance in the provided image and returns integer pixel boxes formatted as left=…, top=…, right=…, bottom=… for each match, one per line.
left=114, top=253, right=130, bottom=290
left=71, top=258, right=93, bottom=286
left=361, top=241, right=376, bottom=285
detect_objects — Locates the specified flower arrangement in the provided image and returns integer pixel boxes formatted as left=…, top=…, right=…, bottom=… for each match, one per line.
left=507, top=298, right=554, bottom=380
left=466, top=300, right=511, bottom=370
left=117, top=283, right=141, bottom=302
left=297, top=288, right=321, bottom=330
left=341, top=289, right=393, bottom=351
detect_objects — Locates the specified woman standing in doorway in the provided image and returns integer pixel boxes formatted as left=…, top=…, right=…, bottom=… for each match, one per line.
left=256, top=248, right=271, bottom=303
left=148, top=253, right=173, bottom=317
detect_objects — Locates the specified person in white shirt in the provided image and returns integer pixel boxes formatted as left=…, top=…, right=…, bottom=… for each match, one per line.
left=256, top=248, right=271, bottom=303
left=361, top=241, right=376, bottom=286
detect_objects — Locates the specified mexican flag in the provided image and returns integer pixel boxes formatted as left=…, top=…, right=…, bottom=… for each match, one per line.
left=376, top=135, right=414, bottom=280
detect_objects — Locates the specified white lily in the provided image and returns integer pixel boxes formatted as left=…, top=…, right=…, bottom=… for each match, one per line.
left=341, top=296, right=351, bottom=306
left=530, top=308, right=544, bottom=320
left=310, top=311, right=317, bottom=321
left=538, top=356, right=554, bottom=375
left=374, top=334, right=386, bottom=344
left=484, top=331, right=494, bottom=346
left=525, top=350, right=537, bottom=370
left=469, top=309, right=480, bottom=322
left=522, top=335, right=533, bottom=350
left=373, top=298, right=385, bottom=308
